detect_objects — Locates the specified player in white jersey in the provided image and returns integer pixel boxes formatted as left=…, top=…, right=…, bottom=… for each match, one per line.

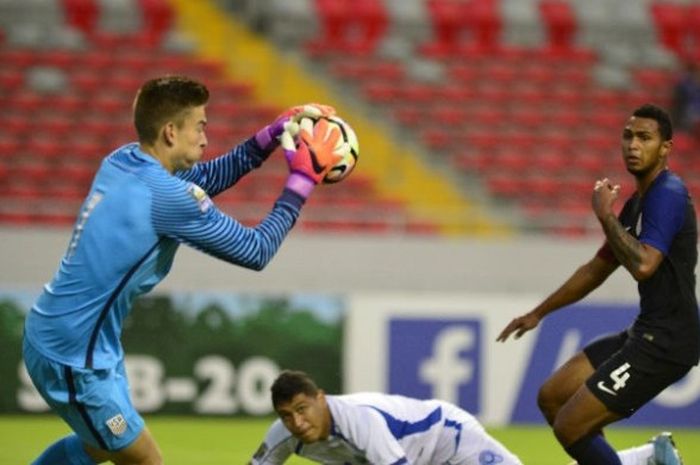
left=249, top=370, right=523, bottom=465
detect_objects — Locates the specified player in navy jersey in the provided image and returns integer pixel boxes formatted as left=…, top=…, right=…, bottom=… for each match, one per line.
left=249, top=370, right=524, bottom=465
left=497, top=104, right=695, bottom=465
left=23, top=76, right=347, bottom=465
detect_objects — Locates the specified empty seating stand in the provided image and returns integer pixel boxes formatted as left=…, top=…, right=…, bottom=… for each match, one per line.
left=0, top=0, right=415, bottom=234
left=288, top=0, right=700, bottom=236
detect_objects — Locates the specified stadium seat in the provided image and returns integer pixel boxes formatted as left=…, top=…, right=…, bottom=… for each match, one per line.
left=686, top=4, right=700, bottom=61
left=461, top=0, right=502, bottom=54
left=306, top=0, right=388, bottom=56
left=649, top=2, right=689, bottom=57
left=420, top=0, right=470, bottom=57
left=61, top=0, right=99, bottom=36
left=539, top=0, right=577, bottom=52
left=485, top=173, right=525, bottom=198
left=136, top=0, right=175, bottom=47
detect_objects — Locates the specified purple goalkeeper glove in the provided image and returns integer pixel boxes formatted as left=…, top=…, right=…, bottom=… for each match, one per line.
left=282, top=118, right=346, bottom=198
left=254, top=103, right=336, bottom=153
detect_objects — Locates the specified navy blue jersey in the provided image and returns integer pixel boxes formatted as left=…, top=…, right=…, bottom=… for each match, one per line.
left=599, top=170, right=699, bottom=365
left=25, top=139, right=303, bottom=369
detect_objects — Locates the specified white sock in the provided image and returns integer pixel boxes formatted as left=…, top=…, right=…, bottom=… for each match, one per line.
left=617, top=443, right=654, bottom=465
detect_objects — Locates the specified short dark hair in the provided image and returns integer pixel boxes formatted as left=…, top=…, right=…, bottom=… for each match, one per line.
left=632, top=103, right=673, bottom=141
left=271, top=370, right=320, bottom=409
left=134, top=76, right=209, bottom=144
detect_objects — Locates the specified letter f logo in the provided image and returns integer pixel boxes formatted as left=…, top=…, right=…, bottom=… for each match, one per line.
left=419, top=327, right=475, bottom=404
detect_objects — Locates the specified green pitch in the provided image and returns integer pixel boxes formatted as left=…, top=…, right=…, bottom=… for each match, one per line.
left=1, top=415, right=699, bottom=465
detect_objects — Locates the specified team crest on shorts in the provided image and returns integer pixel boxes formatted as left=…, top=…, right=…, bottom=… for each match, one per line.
left=105, top=414, right=127, bottom=436
left=187, top=183, right=213, bottom=213
left=479, top=450, right=504, bottom=465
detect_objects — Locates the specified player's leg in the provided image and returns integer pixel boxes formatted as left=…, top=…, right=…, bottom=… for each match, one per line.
left=31, top=434, right=96, bottom=465
left=30, top=430, right=161, bottom=465
left=554, top=340, right=691, bottom=465
left=84, top=428, right=162, bottom=465
left=24, top=340, right=161, bottom=465
left=537, top=351, right=594, bottom=425
left=76, top=359, right=163, bottom=465
left=567, top=432, right=684, bottom=465
left=24, top=339, right=98, bottom=464
left=553, top=383, right=623, bottom=465
left=538, top=331, right=628, bottom=426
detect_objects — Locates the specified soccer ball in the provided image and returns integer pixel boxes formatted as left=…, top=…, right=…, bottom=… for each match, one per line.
left=300, top=115, right=359, bottom=184
left=322, top=115, right=359, bottom=184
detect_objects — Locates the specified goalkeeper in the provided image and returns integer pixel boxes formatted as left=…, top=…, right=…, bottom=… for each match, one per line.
left=23, top=75, right=346, bottom=465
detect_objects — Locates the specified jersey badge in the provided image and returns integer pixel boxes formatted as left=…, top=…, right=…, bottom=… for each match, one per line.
left=105, top=413, right=127, bottom=436
left=188, top=184, right=213, bottom=213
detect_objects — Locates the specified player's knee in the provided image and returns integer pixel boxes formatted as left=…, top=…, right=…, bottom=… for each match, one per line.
left=551, top=416, right=578, bottom=447
left=130, top=451, right=163, bottom=465
left=140, top=446, right=163, bottom=465
left=537, top=383, right=559, bottom=424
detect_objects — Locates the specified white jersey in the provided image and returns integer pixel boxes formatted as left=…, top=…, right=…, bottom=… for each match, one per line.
left=250, top=393, right=523, bottom=465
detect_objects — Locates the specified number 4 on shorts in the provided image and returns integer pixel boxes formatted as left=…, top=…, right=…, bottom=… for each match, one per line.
left=596, top=362, right=631, bottom=396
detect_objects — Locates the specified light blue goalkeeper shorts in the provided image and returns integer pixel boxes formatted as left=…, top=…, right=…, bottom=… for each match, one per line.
left=23, top=337, right=145, bottom=451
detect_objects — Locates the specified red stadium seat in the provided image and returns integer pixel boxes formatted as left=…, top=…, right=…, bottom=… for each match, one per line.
left=37, top=50, right=79, bottom=69
left=510, top=108, right=547, bottom=131
left=137, top=0, right=175, bottom=47
left=422, top=0, right=502, bottom=58
left=686, top=5, right=700, bottom=60
left=420, top=128, right=453, bottom=151
left=650, top=2, right=689, bottom=56
left=485, top=173, right=524, bottom=198
left=420, top=0, right=470, bottom=57
left=0, top=69, right=24, bottom=95
left=306, top=0, right=388, bottom=56
left=462, top=0, right=502, bottom=54
left=436, top=83, right=475, bottom=102
left=493, top=151, right=529, bottom=173
left=0, top=49, right=36, bottom=69
left=448, top=63, right=479, bottom=83
left=61, top=0, right=99, bottom=35
left=431, top=105, right=469, bottom=126
left=539, top=0, right=577, bottom=52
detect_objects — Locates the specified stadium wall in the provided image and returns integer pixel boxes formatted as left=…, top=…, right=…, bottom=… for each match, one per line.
left=0, top=227, right=638, bottom=297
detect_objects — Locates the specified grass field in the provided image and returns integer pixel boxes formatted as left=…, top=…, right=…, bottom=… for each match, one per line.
left=1, top=415, right=698, bottom=464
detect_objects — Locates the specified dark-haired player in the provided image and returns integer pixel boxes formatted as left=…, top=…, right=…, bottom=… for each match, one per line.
left=498, top=104, right=695, bottom=465
left=250, top=370, right=523, bottom=465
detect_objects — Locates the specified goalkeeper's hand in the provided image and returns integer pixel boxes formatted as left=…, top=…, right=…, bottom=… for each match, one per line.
left=255, top=103, right=336, bottom=153
left=282, top=118, right=344, bottom=198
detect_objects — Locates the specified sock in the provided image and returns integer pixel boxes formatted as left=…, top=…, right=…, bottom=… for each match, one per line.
left=618, top=444, right=654, bottom=465
left=566, top=434, right=623, bottom=465
left=32, top=434, right=97, bottom=465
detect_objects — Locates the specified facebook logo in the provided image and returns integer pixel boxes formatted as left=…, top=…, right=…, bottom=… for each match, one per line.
left=389, top=318, right=481, bottom=413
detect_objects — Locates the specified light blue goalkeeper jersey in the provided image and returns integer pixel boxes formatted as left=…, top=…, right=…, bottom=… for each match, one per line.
left=25, top=140, right=303, bottom=370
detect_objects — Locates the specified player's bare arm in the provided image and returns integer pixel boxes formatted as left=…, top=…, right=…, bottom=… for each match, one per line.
left=497, top=256, right=617, bottom=343
left=593, top=178, right=664, bottom=281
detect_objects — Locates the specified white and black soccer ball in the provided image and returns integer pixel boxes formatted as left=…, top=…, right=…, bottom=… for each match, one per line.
left=320, top=115, right=359, bottom=184
left=299, top=115, right=359, bottom=184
